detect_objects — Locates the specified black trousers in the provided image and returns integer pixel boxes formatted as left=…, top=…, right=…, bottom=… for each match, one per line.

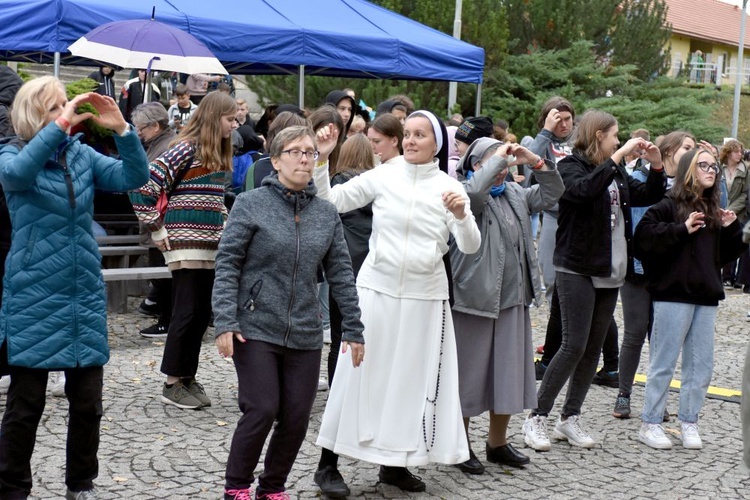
left=541, top=285, right=619, bottom=372
left=160, top=268, right=214, bottom=377
left=0, top=366, right=103, bottom=498
left=225, top=340, right=320, bottom=495
left=146, top=248, right=172, bottom=326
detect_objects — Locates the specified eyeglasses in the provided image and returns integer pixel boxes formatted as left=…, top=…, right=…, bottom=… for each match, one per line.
left=282, top=149, right=319, bottom=160
left=135, top=123, right=153, bottom=133
left=697, top=161, right=719, bottom=174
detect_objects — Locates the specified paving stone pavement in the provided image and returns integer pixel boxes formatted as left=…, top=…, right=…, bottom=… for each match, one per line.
left=3, top=291, right=750, bottom=499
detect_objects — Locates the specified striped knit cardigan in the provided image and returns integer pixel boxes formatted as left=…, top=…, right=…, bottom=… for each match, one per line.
left=129, top=140, right=228, bottom=265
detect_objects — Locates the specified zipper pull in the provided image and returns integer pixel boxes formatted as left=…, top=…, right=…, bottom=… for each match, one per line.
left=249, top=299, right=255, bottom=311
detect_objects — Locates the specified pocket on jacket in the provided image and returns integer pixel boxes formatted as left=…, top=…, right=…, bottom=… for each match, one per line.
left=21, top=226, right=37, bottom=268
left=241, top=278, right=264, bottom=312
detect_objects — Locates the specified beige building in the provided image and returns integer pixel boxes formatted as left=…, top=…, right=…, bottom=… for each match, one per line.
left=666, top=0, right=750, bottom=85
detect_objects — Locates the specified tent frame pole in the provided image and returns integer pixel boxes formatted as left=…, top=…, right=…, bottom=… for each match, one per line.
left=54, top=52, right=60, bottom=78
left=298, top=65, right=305, bottom=109
left=475, top=83, right=482, bottom=116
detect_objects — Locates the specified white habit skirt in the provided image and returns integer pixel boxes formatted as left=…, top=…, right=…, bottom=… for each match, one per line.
left=317, top=287, right=470, bottom=466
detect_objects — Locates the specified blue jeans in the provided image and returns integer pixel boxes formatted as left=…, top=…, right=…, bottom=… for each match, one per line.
left=641, top=301, right=717, bottom=424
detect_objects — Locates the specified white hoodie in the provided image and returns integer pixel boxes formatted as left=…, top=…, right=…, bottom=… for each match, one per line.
left=314, top=157, right=481, bottom=300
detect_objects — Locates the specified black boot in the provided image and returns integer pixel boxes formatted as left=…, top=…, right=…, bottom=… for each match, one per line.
left=378, top=466, right=426, bottom=492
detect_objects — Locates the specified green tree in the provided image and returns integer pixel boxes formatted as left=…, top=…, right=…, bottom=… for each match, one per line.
left=481, top=41, right=726, bottom=143
left=502, top=0, right=671, bottom=80
left=483, top=41, right=636, bottom=137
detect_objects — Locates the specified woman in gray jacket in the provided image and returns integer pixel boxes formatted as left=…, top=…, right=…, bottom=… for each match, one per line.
left=212, top=126, right=365, bottom=500
left=450, top=137, right=564, bottom=474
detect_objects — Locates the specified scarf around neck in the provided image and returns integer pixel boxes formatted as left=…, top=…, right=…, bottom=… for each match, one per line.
left=466, top=170, right=506, bottom=197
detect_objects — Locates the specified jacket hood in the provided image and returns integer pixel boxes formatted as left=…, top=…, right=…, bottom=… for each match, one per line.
left=376, top=99, right=399, bottom=115
left=275, top=103, right=305, bottom=117
left=261, top=170, right=318, bottom=209
left=324, top=90, right=355, bottom=129
left=97, top=67, right=116, bottom=78
left=456, top=137, right=501, bottom=178
left=0, top=66, right=23, bottom=106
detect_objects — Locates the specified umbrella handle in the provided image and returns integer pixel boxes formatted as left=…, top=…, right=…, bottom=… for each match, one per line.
left=145, top=57, right=161, bottom=102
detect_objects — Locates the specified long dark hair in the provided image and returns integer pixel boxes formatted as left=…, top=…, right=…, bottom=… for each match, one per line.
left=671, top=148, right=722, bottom=230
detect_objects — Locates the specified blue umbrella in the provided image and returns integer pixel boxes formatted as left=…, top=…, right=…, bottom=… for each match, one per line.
left=68, top=17, right=227, bottom=76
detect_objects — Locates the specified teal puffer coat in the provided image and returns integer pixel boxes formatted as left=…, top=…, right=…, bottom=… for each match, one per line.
left=0, top=122, right=149, bottom=369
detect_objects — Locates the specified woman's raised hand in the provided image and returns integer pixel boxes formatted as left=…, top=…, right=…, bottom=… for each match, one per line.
left=60, top=93, right=95, bottom=129
left=507, top=144, right=540, bottom=166
left=316, top=123, right=340, bottom=163
left=443, top=191, right=467, bottom=219
left=87, top=93, right=129, bottom=135
left=62, top=93, right=128, bottom=135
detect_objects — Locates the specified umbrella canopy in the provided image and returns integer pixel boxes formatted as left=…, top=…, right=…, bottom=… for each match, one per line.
left=68, top=18, right=227, bottom=74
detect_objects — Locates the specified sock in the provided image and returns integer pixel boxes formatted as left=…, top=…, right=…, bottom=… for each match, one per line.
left=144, top=299, right=157, bottom=306
left=318, top=447, right=339, bottom=469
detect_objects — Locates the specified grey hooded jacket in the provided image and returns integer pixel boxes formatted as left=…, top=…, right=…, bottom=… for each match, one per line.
left=212, top=173, right=364, bottom=349
left=450, top=139, right=564, bottom=317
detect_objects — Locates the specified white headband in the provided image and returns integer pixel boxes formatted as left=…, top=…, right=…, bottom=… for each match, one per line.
left=409, top=110, right=442, bottom=154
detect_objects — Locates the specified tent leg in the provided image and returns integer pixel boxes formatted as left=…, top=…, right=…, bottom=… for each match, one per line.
left=54, top=52, right=61, bottom=78
left=298, top=65, right=305, bottom=109
left=475, top=83, right=482, bottom=116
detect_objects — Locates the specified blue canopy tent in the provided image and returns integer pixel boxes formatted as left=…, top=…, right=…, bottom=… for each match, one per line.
left=0, top=0, right=485, bottom=111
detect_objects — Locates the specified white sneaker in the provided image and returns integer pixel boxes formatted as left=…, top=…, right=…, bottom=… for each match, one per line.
left=638, top=422, right=673, bottom=449
left=522, top=415, right=551, bottom=451
left=323, top=328, right=332, bottom=344
left=317, top=378, right=329, bottom=391
left=553, top=415, right=596, bottom=448
left=49, top=372, right=66, bottom=398
left=0, top=376, right=9, bottom=395
left=680, top=421, right=703, bottom=449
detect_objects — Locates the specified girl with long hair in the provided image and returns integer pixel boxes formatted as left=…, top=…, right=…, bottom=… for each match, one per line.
left=130, top=91, right=238, bottom=410
left=522, top=109, right=665, bottom=451
left=613, top=129, right=697, bottom=420
left=635, top=148, right=746, bottom=450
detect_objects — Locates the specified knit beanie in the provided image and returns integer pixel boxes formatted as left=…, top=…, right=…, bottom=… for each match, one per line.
left=455, top=116, right=494, bottom=145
